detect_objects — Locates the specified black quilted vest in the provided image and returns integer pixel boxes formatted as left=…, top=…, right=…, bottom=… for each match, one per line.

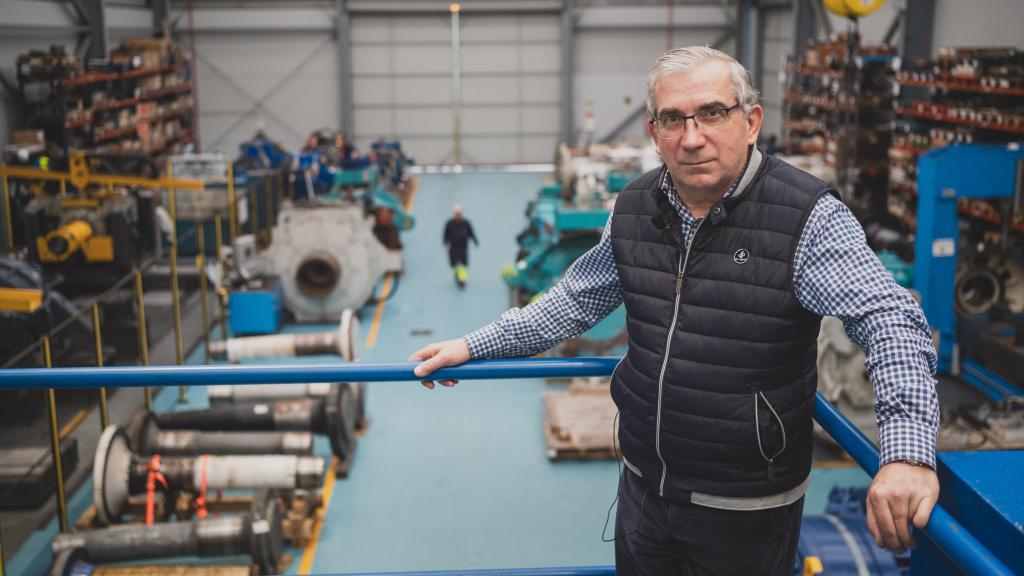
left=609, top=154, right=835, bottom=501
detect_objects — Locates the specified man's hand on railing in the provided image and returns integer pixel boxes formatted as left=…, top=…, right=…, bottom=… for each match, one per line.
left=409, top=338, right=471, bottom=389
left=866, top=461, right=941, bottom=553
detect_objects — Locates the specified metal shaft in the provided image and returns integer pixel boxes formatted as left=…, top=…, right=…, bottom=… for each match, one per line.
left=154, top=399, right=324, bottom=433
left=137, top=414, right=312, bottom=455
left=92, top=303, right=109, bottom=428
left=127, top=453, right=322, bottom=492
left=134, top=271, right=153, bottom=410
left=42, top=337, right=69, bottom=533
left=208, top=331, right=338, bottom=362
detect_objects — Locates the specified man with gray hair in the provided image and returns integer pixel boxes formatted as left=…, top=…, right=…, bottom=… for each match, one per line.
left=411, top=46, right=939, bottom=575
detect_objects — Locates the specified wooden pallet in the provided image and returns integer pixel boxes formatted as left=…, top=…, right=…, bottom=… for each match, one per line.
left=543, top=380, right=618, bottom=460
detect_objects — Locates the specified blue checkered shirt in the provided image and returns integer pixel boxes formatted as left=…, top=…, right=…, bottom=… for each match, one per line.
left=466, top=162, right=940, bottom=469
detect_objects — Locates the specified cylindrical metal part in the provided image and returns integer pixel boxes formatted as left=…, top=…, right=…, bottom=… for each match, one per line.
left=149, top=430, right=312, bottom=457
left=44, top=220, right=93, bottom=260
left=153, top=399, right=322, bottom=432
left=208, top=309, right=357, bottom=363
left=43, top=337, right=69, bottom=534
left=132, top=410, right=313, bottom=455
left=92, top=303, right=109, bottom=429
left=94, top=426, right=323, bottom=524
left=207, top=383, right=333, bottom=404
left=52, top=490, right=282, bottom=575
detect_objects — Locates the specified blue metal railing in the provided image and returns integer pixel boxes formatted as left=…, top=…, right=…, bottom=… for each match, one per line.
left=0, top=358, right=1013, bottom=576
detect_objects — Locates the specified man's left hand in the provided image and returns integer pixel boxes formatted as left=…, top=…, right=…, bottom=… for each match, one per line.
left=866, top=461, right=940, bottom=552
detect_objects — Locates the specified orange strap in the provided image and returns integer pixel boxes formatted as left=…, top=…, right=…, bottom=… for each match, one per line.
left=195, top=454, right=211, bottom=519
left=144, top=454, right=168, bottom=525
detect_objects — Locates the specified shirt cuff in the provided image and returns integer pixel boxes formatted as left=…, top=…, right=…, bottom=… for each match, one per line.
left=878, top=417, right=938, bottom=469
left=463, top=323, right=505, bottom=359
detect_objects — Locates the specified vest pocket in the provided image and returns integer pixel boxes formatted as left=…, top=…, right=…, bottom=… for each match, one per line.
left=753, top=392, right=787, bottom=480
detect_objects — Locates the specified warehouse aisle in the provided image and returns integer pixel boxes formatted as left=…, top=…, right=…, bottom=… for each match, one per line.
left=303, top=171, right=623, bottom=574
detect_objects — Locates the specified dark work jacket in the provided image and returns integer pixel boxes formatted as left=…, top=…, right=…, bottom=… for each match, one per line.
left=444, top=219, right=478, bottom=254
left=609, top=154, right=837, bottom=501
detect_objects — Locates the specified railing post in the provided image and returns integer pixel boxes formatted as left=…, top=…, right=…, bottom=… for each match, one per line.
left=197, top=224, right=211, bottom=364
left=134, top=270, right=153, bottom=410
left=42, top=337, right=69, bottom=533
left=91, top=303, right=109, bottom=428
left=167, top=160, right=186, bottom=403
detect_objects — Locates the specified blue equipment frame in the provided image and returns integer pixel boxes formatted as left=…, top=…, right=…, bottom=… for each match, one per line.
left=0, top=358, right=1015, bottom=576
left=913, top=144, right=1024, bottom=384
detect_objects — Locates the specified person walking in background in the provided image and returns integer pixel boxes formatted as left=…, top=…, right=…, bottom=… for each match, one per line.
left=443, top=204, right=478, bottom=289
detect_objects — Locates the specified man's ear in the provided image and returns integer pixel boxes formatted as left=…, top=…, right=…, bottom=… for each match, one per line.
left=746, top=105, right=763, bottom=146
left=647, top=118, right=662, bottom=156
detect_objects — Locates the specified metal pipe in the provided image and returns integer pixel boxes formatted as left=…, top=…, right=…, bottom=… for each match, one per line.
left=42, top=337, right=69, bottom=533
left=128, top=410, right=313, bottom=456
left=166, top=160, right=186, bottom=404
left=133, top=271, right=153, bottom=410
left=92, top=303, right=109, bottom=429
left=227, top=162, right=239, bottom=240
left=154, top=383, right=360, bottom=462
left=197, top=224, right=211, bottom=365
left=50, top=489, right=282, bottom=575
left=0, top=358, right=622, bottom=388
left=2, top=173, right=13, bottom=252
left=93, top=426, right=322, bottom=525
left=813, top=394, right=1014, bottom=576
left=208, top=308, right=358, bottom=363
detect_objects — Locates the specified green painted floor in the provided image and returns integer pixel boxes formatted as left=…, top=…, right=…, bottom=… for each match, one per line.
left=8, top=171, right=870, bottom=576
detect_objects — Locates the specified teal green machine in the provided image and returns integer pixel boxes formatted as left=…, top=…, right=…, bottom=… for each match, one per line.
left=501, top=169, right=640, bottom=356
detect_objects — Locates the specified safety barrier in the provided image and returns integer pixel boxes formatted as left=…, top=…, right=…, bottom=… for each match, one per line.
left=0, top=358, right=1014, bottom=575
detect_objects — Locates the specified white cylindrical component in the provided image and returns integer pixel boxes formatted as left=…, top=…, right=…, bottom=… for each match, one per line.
left=208, top=383, right=334, bottom=403
left=224, top=334, right=298, bottom=362
left=195, top=455, right=324, bottom=490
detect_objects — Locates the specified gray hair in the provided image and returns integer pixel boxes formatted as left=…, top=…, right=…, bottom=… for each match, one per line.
left=646, top=46, right=760, bottom=119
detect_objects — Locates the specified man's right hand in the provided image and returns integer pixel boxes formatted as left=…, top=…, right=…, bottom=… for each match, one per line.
left=409, top=338, right=470, bottom=389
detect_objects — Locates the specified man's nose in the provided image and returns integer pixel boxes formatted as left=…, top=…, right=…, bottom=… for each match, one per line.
left=679, top=122, right=707, bottom=150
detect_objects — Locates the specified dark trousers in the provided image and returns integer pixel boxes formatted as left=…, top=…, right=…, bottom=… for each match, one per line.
left=615, top=469, right=803, bottom=576
left=448, top=245, right=469, bottom=268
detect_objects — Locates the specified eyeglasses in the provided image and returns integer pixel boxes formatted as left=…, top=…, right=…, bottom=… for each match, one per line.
left=649, top=102, right=741, bottom=138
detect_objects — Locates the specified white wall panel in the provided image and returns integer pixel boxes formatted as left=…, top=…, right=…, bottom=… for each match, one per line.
left=351, top=11, right=561, bottom=164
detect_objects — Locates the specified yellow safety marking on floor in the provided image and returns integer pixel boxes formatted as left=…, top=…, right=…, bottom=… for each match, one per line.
left=297, top=457, right=340, bottom=575
left=365, top=272, right=394, bottom=350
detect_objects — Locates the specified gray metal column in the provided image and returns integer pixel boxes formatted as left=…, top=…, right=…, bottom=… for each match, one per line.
left=561, top=0, right=575, bottom=147
left=153, top=0, right=169, bottom=36
left=736, top=0, right=764, bottom=92
left=337, top=0, right=354, bottom=136
left=81, top=0, right=108, bottom=61
left=902, top=0, right=934, bottom=63
left=792, top=0, right=817, bottom=61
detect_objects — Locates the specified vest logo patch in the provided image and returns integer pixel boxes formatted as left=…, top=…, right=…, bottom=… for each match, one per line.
left=733, top=249, right=750, bottom=264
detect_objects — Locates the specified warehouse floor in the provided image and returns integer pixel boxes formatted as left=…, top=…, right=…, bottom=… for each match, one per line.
left=9, top=171, right=870, bottom=576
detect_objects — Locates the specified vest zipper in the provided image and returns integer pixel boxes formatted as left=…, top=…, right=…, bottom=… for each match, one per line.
left=655, top=216, right=704, bottom=497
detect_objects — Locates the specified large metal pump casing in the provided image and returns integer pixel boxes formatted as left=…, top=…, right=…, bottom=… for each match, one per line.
left=270, top=203, right=388, bottom=321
